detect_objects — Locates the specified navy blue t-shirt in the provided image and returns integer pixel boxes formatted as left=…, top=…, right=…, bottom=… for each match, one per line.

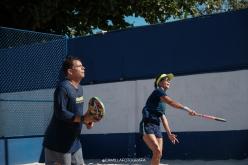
left=43, top=80, right=84, bottom=153
left=142, top=88, right=167, bottom=125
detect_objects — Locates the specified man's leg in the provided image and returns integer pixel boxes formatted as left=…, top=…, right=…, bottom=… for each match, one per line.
left=45, top=148, right=71, bottom=165
left=71, top=148, right=85, bottom=165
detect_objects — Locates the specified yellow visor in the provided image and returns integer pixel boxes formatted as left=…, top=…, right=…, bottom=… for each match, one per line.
left=156, top=73, right=174, bottom=86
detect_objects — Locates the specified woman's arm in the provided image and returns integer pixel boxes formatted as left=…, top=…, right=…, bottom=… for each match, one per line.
left=160, top=95, right=196, bottom=115
left=161, top=114, right=172, bottom=135
left=161, top=115, right=179, bottom=144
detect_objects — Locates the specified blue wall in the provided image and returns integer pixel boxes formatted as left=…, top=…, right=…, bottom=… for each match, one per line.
left=2, top=130, right=248, bottom=164
left=81, top=130, right=248, bottom=160
left=0, top=137, right=43, bottom=165
left=68, top=9, right=248, bottom=85
left=0, top=140, right=5, bottom=165
left=1, top=9, right=247, bottom=90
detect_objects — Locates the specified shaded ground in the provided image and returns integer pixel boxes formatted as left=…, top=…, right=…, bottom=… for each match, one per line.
left=21, top=158, right=248, bottom=165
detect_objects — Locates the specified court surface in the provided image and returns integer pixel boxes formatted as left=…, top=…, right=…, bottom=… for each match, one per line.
left=22, top=158, right=248, bottom=165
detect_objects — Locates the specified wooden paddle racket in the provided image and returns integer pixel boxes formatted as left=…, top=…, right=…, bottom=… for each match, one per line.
left=86, top=97, right=105, bottom=122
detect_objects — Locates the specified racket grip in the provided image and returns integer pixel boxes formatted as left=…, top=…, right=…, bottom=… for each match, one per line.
left=214, top=117, right=227, bottom=122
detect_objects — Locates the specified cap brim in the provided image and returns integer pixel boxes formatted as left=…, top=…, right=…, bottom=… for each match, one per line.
left=166, top=73, right=174, bottom=80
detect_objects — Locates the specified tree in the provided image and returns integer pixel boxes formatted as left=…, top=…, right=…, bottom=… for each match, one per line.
left=1, top=0, right=247, bottom=36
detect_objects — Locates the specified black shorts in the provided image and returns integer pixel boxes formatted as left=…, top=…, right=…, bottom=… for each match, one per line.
left=139, top=121, right=162, bottom=138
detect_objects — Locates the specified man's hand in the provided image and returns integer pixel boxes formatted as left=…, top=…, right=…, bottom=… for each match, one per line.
left=86, top=122, right=94, bottom=129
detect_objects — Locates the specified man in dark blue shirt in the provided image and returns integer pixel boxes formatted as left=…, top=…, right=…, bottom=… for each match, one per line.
left=43, top=56, right=93, bottom=165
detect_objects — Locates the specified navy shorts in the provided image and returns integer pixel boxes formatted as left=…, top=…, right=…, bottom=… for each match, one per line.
left=139, top=121, right=162, bottom=138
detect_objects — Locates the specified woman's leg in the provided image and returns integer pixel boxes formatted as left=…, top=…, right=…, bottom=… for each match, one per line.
left=143, top=134, right=162, bottom=165
left=157, top=137, right=163, bottom=158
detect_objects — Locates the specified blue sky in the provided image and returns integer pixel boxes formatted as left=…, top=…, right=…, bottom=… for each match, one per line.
left=93, top=16, right=149, bottom=34
left=124, top=16, right=149, bottom=26
left=93, top=15, right=179, bottom=34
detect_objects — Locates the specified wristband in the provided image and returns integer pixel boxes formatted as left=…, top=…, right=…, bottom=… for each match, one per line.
left=182, top=106, right=191, bottom=112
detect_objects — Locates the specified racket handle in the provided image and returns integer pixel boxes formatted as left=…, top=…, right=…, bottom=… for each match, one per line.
left=214, top=117, right=227, bottom=122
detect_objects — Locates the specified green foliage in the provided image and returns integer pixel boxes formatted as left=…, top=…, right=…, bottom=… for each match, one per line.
left=1, top=0, right=247, bottom=36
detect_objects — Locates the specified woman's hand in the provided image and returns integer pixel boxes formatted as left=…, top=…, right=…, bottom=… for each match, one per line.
left=189, top=109, right=197, bottom=116
left=168, top=133, right=179, bottom=144
left=183, top=106, right=197, bottom=116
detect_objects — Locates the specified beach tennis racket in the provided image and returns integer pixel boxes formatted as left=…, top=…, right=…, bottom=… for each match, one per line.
left=195, top=113, right=226, bottom=122
left=85, top=97, right=105, bottom=122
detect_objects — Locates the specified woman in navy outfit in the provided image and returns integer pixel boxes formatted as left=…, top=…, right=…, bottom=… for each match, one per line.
left=140, top=73, right=196, bottom=165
